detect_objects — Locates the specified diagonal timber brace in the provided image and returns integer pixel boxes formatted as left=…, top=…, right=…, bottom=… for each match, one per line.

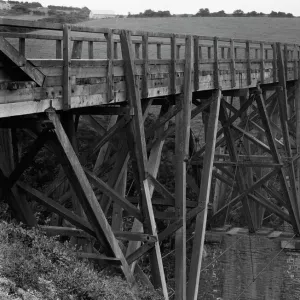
left=0, top=36, right=45, bottom=86
left=219, top=100, right=256, bottom=232
left=120, top=29, right=168, bottom=298
left=45, top=109, right=138, bottom=291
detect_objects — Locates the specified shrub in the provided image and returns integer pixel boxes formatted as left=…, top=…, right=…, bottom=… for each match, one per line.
left=0, top=221, right=158, bottom=299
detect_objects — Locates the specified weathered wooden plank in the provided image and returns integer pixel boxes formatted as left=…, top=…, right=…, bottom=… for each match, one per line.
left=0, top=36, right=45, bottom=86
left=187, top=89, right=221, bottom=300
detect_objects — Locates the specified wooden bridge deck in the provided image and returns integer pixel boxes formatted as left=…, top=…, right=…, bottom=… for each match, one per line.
left=0, top=18, right=299, bottom=118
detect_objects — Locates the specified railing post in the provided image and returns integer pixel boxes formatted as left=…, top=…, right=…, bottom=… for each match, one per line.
left=194, top=36, right=199, bottom=91
left=63, top=24, right=71, bottom=110
left=230, top=39, right=236, bottom=88
left=246, top=41, right=252, bottom=86
left=214, top=37, right=219, bottom=88
left=171, top=34, right=176, bottom=95
left=273, top=42, right=277, bottom=82
left=142, top=33, right=149, bottom=98
left=260, top=42, right=265, bottom=84
left=106, top=30, right=113, bottom=102
left=284, top=44, right=288, bottom=79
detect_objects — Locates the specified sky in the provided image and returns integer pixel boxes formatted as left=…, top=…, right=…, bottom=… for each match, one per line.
left=37, top=0, right=300, bottom=16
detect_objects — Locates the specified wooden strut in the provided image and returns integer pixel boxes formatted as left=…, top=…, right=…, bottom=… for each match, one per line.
left=120, top=29, right=169, bottom=299
left=187, top=89, right=221, bottom=300
left=44, top=109, right=138, bottom=292
left=174, top=35, right=193, bottom=300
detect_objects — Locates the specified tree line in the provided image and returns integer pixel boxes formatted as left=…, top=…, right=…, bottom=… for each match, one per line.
left=127, top=8, right=295, bottom=18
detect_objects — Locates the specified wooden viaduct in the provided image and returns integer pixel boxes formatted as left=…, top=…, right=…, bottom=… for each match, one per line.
left=0, top=18, right=300, bottom=300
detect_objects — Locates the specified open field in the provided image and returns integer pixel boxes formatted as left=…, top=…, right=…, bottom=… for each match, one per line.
left=0, top=14, right=45, bottom=20
left=83, top=17, right=300, bottom=44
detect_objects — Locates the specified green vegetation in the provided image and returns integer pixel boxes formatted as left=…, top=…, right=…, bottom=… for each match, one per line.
left=47, top=5, right=81, bottom=11
left=128, top=8, right=295, bottom=18
left=0, top=221, right=161, bottom=299
left=42, top=7, right=90, bottom=24
left=8, top=1, right=42, bottom=8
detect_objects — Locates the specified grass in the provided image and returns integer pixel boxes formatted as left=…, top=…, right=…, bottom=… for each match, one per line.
left=82, top=17, right=300, bottom=44
left=0, top=14, right=46, bottom=20
left=0, top=221, right=162, bottom=300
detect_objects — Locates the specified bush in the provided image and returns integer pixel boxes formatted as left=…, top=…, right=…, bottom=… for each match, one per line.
left=0, top=221, right=158, bottom=300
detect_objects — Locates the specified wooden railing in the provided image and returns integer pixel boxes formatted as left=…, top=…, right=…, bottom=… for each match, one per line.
left=0, top=18, right=299, bottom=117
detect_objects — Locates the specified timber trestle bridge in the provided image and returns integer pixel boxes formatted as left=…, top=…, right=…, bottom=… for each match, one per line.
left=1, top=18, right=300, bottom=300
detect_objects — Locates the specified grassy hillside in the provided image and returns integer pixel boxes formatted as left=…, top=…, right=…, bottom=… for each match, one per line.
left=0, top=221, right=161, bottom=300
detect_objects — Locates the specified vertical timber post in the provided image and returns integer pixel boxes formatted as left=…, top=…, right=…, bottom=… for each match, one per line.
left=63, top=24, right=71, bottom=110
left=174, top=35, right=193, bottom=300
left=296, top=49, right=300, bottom=193
left=187, top=90, right=221, bottom=300
left=105, top=30, right=114, bottom=102
left=120, top=30, right=169, bottom=299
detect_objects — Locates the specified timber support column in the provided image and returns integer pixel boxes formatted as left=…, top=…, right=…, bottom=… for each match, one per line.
left=0, top=128, right=36, bottom=226
left=174, top=35, right=193, bottom=300
left=187, top=89, right=222, bottom=300
left=295, top=64, right=300, bottom=195
left=120, top=30, right=169, bottom=299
